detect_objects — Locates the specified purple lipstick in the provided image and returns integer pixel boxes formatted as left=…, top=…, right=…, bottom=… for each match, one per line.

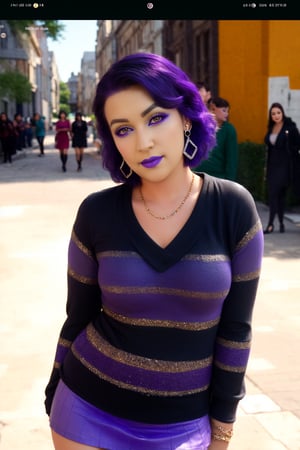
left=141, top=156, right=163, bottom=168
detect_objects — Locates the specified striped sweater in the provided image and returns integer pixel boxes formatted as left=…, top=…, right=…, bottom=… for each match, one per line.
left=44, top=173, right=264, bottom=424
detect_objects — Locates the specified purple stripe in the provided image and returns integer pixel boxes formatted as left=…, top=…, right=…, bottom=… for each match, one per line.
left=68, top=240, right=98, bottom=278
left=215, top=343, right=250, bottom=368
left=99, top=255, right=231, bottom=293
left=73, top=330, right=212, bottom=394
left=232, top=231, right=263, bottom=275
left=103, top=291, right=223, bottom=323
left=98, top=255, right=231, bottom=322
left=55, top=345, right=69, bottom=364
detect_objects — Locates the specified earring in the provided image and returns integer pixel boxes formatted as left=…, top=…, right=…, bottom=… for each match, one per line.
left=120, top=159, right=133, bottom=178
left=183, top=128, right=198, bottom=160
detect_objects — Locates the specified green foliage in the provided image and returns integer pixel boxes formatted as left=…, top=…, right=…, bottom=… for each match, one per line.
left=236, top=141, right=267, bottom=202
left=59, top=82, right=70, bottom=104
left=7, top=20, right=65, bottom=40
left=0, top=71, right=32, bottom=103
left=59, top=104, right=71, bottom=116
left=58, top=82, right=71, bottom=115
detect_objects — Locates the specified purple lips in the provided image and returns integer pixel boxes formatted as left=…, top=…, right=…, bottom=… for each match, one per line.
left=141, top=156, right=163, bottom=168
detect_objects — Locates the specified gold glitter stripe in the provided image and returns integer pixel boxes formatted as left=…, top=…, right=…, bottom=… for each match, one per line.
left=104, top=306, right=220, bottom=331
left=217, top=337, right=251, bottom=350
left=72, top=230, right=94, bottom=259
left=97, top=250, right=140, bottom=259
left=183, top=254, right=229, bottom=262
left=233, top=268, right=261, bottom=282
left=97, top=250, right=230, bottom=263
left=68, top=267, right=98, bottom=285
left=214, top=360, right=246, bottom=373
left=86, top=323, right=212, bottom=372
left=103, top=284, right=228, bottom=300
left=58, top=337, right=72, bottom=348
left=235, top=220, right=262, bottom=252
left=71, top=345, right=210, bottom=396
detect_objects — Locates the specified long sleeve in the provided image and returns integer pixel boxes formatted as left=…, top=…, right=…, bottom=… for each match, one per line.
left=209, top=185, right=264, bottom=422
left=44, top=199, right=102, bottom=415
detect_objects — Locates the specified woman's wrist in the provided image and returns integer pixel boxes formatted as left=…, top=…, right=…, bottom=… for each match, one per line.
left=210, top=419, right=234, bottom=444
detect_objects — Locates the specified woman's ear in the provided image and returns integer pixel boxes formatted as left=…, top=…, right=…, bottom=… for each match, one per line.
left=183, top=117, right=192, bottom=131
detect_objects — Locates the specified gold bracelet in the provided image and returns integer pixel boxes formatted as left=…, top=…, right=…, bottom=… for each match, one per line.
left=211, top=424, right=233, bottom=443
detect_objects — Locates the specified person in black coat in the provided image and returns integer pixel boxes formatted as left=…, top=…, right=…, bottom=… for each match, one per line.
left=263, top=102, right=300, bottom=234
left=0, top=112, right=16, bottom=163
left=71, top=112, right=88, bottom=171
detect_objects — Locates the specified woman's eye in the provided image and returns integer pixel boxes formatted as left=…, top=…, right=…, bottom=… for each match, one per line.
left=115, top=126, right=132, bottom=137
left=149, top=113, right=168, bottom=125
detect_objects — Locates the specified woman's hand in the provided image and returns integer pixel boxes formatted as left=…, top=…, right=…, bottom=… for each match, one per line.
left=208, top=439, right=230, bottom=449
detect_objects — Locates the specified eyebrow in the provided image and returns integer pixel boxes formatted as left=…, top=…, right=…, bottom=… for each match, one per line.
left=110, top=103, right=157, bottom=126
left=141, top=103, right=157, bottom=117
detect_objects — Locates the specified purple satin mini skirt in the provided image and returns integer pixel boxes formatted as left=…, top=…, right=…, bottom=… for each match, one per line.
left=50, top=380, right=211, bottom=449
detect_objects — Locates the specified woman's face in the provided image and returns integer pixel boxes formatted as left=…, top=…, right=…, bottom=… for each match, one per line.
left=104, top=85, right=186, bottom=182
left=271, top=107, right=283, bottom=123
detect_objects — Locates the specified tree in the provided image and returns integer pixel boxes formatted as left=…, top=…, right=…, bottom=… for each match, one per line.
left=58, top=82, right=71, bottom=116
left=0, top=71, right=32, bottom=103
left=7, top=20, right=65, bottom=40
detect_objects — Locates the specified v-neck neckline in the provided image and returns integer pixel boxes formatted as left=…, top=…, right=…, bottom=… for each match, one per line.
left=122, top=173, right=206, bottom=272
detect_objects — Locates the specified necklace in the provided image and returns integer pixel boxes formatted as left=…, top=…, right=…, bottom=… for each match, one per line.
left=139, top=174, right=195, bottom=220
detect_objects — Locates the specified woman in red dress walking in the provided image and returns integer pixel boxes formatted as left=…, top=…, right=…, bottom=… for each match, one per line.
left=55, top=110, right=71, bottom=172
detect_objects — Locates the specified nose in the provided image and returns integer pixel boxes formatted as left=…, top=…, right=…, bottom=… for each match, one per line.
left=135, top=128, right=154, bottom=152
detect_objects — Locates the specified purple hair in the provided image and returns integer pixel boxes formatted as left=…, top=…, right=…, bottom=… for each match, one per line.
left=93, top=52, right=216, bottom=185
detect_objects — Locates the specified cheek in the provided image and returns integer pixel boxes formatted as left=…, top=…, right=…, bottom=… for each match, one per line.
left=113, top=137, right=131, bottom=159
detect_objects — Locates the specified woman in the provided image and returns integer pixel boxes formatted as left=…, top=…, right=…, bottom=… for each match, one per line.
left=33, top=112, right=46, bottom=156
left=44, top=53, right=264, bottom=450
left=55, top=110, right=71, bottom=172
left=13, top=113, right=26, bottom=151
left=71, top=112, right=88, bottom=171
left=0, top=112, right=16, bottom=164
left=263, top=102, right=300, bottom=234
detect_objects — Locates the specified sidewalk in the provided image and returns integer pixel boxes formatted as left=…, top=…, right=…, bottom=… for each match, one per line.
left=230, top=202, right=300, bottom=450
left=0, top=133, right=300, bottom=449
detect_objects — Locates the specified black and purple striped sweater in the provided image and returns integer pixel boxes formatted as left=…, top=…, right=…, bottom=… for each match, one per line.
left=45, top=173, right=264, bottom=425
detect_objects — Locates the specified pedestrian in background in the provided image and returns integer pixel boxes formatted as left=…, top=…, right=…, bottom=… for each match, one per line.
left=55, top=110, right=71, bottom=172
left=24, top=117, right=33, bottom=148
left=263, top=102, right=300, bottom=234
left=71, top=112, right=88, bottom=171
left=44, top=52, right=264, bottom=450
left=0, top=112, right=16, bottom=164
left=194, top=97, right=239, bottom=181
left=13, top=113, right=26, bottom=151
left=197, top=81, right=212, bottom=107
left=33, top=113, right=46, bottom=156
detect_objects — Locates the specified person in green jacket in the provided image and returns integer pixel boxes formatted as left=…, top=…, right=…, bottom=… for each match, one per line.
left=33, top=112, right=46, bottom=156
left=194, top=97, right=238, bottom=181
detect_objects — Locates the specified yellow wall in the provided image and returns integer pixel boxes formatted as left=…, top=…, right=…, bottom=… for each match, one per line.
left=217, top=20, right=300, bottom=144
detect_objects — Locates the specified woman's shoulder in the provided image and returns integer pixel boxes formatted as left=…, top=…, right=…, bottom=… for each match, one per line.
left=75, top=184, right=129, bottom=228
left=79, top=183, right=127, bottom=209
left=204, top=174, right=256, bottom=208
left=285, top=117, right=298, bottom=130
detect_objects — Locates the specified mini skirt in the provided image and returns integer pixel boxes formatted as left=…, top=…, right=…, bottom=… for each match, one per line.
left=50, top=380, right=211, bottom=449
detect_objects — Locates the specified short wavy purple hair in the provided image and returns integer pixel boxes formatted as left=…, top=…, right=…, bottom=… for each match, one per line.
left=93, top=52, right=216, bottom=185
